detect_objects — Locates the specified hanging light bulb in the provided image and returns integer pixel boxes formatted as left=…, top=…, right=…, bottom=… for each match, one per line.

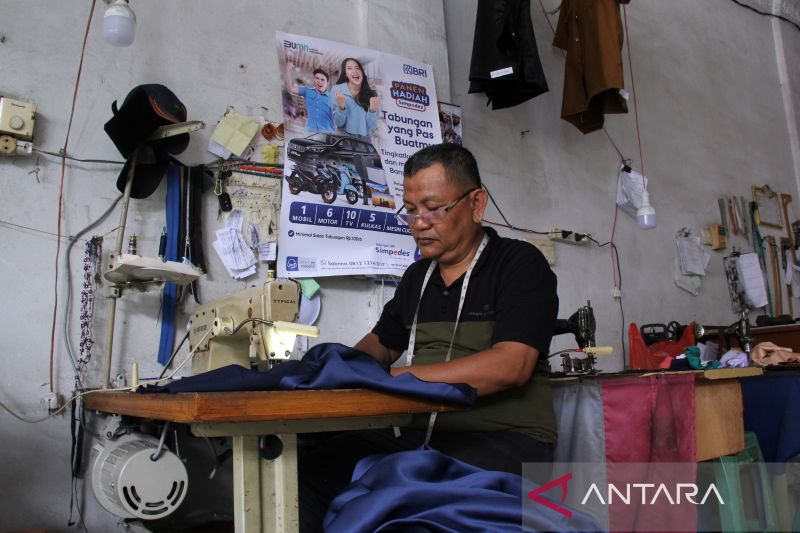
left=103, top=0, right=136, bottom=47
left=637, top=190, right=657, bottom=229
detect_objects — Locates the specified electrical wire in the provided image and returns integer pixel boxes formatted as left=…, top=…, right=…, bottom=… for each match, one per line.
left=728, top=0, right=800, bottom=32
left=622, top=5, right=645, bottom=182
left=536, top=0, right=634, bottom=299
left=143, top=328, right=213, bottom=384
left=48, top=0, right=97, bottom=394
left=0, top=387, right=139, bottom=423
left=0, top=218, right=118, bottom=243
left=617, top=291, right=627, bottom=369
left=481, top=182, right=549, bottom=235
left=157, top=331, right=190, bottom=380
left=1, top=328, right=213, bottom=424
left=33, top=147, right=124, bottom=165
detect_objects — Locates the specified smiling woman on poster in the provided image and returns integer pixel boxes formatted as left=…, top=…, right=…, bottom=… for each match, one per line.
left=331, top=57, right=381, bottom=137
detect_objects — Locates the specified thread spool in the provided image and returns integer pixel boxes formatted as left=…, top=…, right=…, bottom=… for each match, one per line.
left=131, top=361, right=139, bottom=389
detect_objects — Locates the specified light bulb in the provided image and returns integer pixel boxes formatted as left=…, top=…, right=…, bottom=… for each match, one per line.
left=637, top=190, right=657, bottom=230
left=103, top=0, right=136, bottom=47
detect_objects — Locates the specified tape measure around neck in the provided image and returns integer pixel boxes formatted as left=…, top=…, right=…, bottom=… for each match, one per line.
left=405, top=233, right=489, bottom=366
left=400, top=234, right=489, bottom=445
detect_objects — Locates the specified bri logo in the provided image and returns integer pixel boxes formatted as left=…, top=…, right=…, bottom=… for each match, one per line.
left=403, top=64, right=427, bottom=77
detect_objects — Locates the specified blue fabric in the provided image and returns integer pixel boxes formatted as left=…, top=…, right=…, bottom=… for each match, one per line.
left=330, top=82, right=378, bottom=136
left=741, top=372, right=800, bottom=463
left=298, top=86, right=335, bottom=132
left=324, top=447, right=604, bottom=533
left=551, top=380, right=609, bottom=530
left=157, top=165, right=181, bottom=365
left=143, top=342, right=476, bottom=406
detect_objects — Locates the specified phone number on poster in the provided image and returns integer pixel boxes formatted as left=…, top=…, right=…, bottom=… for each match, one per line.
left=288, top=202, right=411, bottom=235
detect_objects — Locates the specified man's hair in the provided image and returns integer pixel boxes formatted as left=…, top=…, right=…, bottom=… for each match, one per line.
left=403, top=143, right=481, bottom=190
left=312, top=68, right=329, bottom=81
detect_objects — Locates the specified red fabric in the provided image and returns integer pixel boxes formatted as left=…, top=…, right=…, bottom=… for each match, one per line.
left=601, top=374, right=697, bottom=532
left=628, top=322, right=696, bottom=370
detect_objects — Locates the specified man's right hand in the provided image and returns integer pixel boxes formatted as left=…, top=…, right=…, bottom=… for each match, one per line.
left=354, top=332, right=400, bottom=368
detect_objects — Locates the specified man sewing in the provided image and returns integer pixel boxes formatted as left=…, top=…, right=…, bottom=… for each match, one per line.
left=300, top=143, right=558, bottom=531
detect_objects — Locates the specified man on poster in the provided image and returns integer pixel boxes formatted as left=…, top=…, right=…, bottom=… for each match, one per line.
left=300, top=143, right=559, bottom=531
left=284, top=63, right=335, bottom=133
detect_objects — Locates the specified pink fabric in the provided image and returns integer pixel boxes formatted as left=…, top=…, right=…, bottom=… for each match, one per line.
left=601, top=374, right=697, bottom=532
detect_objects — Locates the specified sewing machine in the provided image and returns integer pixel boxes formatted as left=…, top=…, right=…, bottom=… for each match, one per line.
left=551, top=300, right=613, bottom=374
left=188, top=278, right=319, bottom=374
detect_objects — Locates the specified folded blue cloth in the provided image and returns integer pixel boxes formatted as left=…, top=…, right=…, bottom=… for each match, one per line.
left=325, top=447, right=604, bottom=532
left=142, top=342, right=476, bottom=406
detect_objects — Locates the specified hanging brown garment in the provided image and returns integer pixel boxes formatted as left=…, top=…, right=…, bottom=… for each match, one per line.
left=554, top=0, right=630, bottom=133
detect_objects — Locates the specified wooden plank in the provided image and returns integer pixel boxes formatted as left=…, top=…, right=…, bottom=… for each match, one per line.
left=695, top=380, right=745, bottom=461
left=700, top=367, right=762, bottom=379
left=84, top=389, right=459, bottom=423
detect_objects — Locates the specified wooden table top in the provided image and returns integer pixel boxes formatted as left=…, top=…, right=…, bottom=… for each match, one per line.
left=84, top=389, right=461, bottom=424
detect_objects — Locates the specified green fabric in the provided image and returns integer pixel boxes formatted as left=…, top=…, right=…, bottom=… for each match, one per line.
left=297, top=277, right=320, bottom=298
left=407, top=321, right=557, bottom=444
left=685, top=345, right=720, bottom=369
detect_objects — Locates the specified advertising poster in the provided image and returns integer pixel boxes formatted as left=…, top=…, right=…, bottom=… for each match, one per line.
left=275, top=31, right=442, bottom=277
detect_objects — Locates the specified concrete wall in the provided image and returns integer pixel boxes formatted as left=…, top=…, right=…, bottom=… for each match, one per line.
left=0, top=1, right=448, bottom=530
left=444, top=0, right=800, bottom=361
left=0, top=0, right=798, bottom=530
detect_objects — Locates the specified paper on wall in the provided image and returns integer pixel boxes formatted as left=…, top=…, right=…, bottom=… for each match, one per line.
left=209, top=110, right=260, bottom=157
left=213, top=226, right=257, bottom=279
left=735, top=253, right=768, bottom=309
left=676, top=232, right=710, bottom=276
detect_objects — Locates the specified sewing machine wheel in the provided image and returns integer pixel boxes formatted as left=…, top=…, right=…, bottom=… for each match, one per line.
left=666, top=321, right=682, bottom=341
left=90, top=433, right=188, bottom=520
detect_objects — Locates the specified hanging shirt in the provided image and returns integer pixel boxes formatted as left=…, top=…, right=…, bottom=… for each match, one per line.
left=554, top=0, right=631, bottom=134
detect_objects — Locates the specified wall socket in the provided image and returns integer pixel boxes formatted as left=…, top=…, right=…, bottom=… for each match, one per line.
left=547, top=228, right=588, bottom=245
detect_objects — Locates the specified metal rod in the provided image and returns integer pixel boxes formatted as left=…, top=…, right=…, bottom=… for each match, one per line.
left=102, top=149, right=137, bottom=388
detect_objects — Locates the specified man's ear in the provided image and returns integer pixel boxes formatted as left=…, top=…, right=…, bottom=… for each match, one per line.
left=472, top=189, right=489, bottom=223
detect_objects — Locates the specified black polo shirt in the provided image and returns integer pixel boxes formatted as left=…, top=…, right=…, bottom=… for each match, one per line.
left=373, top=226, right=558, bottom=443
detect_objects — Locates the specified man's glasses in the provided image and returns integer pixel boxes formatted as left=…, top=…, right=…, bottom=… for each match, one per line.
left=395, top=188, right=479, bottom=226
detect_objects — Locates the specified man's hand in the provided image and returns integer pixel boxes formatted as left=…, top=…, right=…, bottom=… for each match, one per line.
left=390, top=341, right=539, bottom=397
left=354, top=332, right=401, bottom=368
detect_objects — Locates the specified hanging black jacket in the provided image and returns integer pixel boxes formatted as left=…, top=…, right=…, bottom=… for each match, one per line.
left=468, top=0, right=549, bottom=110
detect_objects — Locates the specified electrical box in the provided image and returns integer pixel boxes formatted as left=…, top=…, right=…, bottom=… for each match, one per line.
left=0, top=96, right=36, bottom=141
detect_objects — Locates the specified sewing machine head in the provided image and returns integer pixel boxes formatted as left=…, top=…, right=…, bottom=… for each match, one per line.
left=188, top=279, right=319, bottom=374
left=551, top=300, right=611, bottom=374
